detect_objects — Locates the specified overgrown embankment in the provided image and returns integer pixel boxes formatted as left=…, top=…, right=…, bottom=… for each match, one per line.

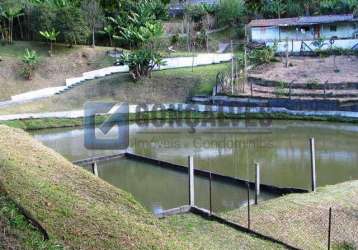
left=0, top=193, right=62, bottom=249
left=0, top=125, right=183, bottom=249
left=222, top=180, right=358, bottom=249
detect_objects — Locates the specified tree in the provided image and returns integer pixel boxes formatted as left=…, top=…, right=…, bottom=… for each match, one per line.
left=0, top=1, right=23, bottom=44
left=262, top=0, right=287, bottom=19
left=55, top=5, right=90, bottom=46
left=109, top=0, right=164, bottom=49
left=81, top=0, right=103, bottom=47
left=120, top=48, right=163, bottom=81
left=39, top=29, right=60, bottom=56
left=103, top=24, right=113, bottom=47
left=320, top=0, right=358, bottom=14
left=286, top=0, right=304, bottom=17
left=30, top=1, right=89, bottom=46
left=109, top=0, right=165, bottom=80
left=217, top=0, right=246, bottom=26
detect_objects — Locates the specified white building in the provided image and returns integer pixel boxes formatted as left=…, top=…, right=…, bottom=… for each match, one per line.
left=248, top=14, right=358, bottom=42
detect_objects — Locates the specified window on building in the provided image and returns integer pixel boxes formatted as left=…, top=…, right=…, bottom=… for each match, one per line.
left=330, top=25, right=337, bottom=32
left=300, top=26, right=310, bottom=33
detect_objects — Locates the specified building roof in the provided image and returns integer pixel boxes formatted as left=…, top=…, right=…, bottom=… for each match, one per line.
left=169, top=0, right=218, bottom=9
left=248, top=14, right=355, bottom=27
left=248, top=17, right=299, bottom=27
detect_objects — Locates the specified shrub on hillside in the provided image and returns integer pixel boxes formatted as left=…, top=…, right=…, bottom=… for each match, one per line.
left=120, top=48, right=164, bottom=81
left=21, top=49, right=39, bottom=80
left=249, top=46, right=276, bottom=65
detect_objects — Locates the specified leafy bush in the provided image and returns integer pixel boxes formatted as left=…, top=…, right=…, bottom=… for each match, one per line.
left=21, top=49, right=39, bottom=80
left=120, top=48, right=164, bottom=81
left=170, top=33, right=179, bottom=46
left=195, top=31, right=207, bottom=49
left=249, top=46, right=276, bottom=65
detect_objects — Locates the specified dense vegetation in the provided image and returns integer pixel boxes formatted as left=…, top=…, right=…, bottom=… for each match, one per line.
left=1, top=0, right=357, bottom=81
left=1, top=0, right=357, bottom=47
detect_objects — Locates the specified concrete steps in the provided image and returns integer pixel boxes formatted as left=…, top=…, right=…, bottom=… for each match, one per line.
left=1, top=53, right=233, bottom=106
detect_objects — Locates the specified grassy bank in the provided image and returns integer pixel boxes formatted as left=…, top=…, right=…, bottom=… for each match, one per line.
left=0, top=63, right=230, bottom=115
left=0, top=41, right=115, bottom=101
left=0, top=125, right=290, bottom=249
left=165, top=214, right=284, bottom=249
left=0, top=109, right=357, bottom=131
left=221, top=181, right=358, bottom=249
left=0, top=193, right=62, bottom=249
left=0, top=125, right=184, bottom=249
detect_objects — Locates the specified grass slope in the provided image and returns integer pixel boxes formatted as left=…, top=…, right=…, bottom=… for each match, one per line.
left=0, top=193, right=62, bottom=250
left=0, top=125, right=289, bottom=249
left=0, top=41, right=114, bottom=101
left=222, top=181, right=358, bottom=249
left=0, top=125, right=184, bottom=249
left=165, top=214, right=285, bottom=249
left=0, top=63, right=230, bottom=115
left=0, top=110, right=357, bottom=132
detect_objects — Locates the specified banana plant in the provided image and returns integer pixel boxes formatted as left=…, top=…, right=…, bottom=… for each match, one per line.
left=1, top=5, right=23, bottom=44
left=39, top=29, right=60, bottom=56
left=22, top=48, right=39, bottom=80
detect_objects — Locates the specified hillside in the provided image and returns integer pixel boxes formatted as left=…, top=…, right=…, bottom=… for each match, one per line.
left=0, top=125, right=183, bottom=249
left=0, top=42, right=112, bottom=101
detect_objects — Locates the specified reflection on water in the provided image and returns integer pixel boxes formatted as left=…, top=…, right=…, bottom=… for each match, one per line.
left=32, top=119, right=358, bottom=211
left=83, top=158, right=275, bottom=212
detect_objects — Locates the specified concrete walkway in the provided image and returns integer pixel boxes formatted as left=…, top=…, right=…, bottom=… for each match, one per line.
left=1, top=103, right=357, bottom=121
left=0, top=53, right=232, bottom=107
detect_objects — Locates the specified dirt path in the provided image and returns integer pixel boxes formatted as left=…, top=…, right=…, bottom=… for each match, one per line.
left=250, top=56, right=358, bottom=84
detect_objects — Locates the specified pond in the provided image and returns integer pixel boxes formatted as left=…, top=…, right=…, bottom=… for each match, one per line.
left=31, top=119, right=358, bottom=212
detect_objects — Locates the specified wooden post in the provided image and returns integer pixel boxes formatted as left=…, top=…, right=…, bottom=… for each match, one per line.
left=192, top=42, right=195, bottom=72
left=291, top=39, right=294, bottom=54
left=255, top=163, right=260, bottom=205
left=209, top=172, right=212, bottom=214
left=309, top=138, right=317, bottom=192
left=289, top=81, right=292, bottom=99
left=244, top=46, right=247, bottom=93
left=324, top=80, right=327, bottom=99
left=91, top=161, right=98, bottom=177
left=250, top=73, right=253, bottom=97
left=231, top=40, right=234, bottom=95
left=188, top=156, right=195, bottom=207
left=328, top=207, right=332, bottom=250
left=247, top=182, right=251, bottom=229
left=285, top=37, right=289, bottom=68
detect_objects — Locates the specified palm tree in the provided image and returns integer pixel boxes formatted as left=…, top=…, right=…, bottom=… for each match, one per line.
left=39, top=29, right=60, bottom=56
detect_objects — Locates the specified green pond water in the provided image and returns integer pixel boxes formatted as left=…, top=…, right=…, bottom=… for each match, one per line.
left=31, top=119, right=358, bottom=212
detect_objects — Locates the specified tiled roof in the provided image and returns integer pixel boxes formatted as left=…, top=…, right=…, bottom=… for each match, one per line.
left=248, top=14, right=355, bottom=27
left=299, top=14, right=354, bottom=24
left=248, top=17, right=299, bottom=27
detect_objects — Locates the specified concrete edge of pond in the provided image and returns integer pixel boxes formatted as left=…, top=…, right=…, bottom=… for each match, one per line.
left=1, top=103, right=358, bottom=132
